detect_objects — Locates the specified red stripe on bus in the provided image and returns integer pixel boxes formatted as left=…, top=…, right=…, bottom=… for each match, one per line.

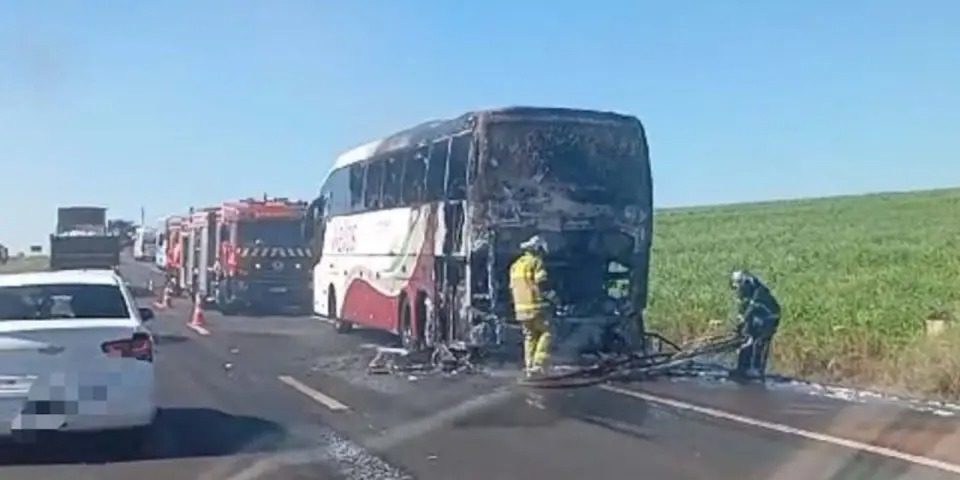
left=341, top=279, right=400, bottom=333
left=338, top=205, right=440, bottom=336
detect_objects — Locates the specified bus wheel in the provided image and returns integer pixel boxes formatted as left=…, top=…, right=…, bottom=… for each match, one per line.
left=330, top=289, right=351, bottom=333
left=416, top=292, right=433, bottom=346
left=399, top=295, right=421, bottom=351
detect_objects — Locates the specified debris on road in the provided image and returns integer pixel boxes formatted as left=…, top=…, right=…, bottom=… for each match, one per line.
left=365, top=342, right=480, bottom=379
left=518, top=332, right=745, bottom=389
left=366, top=347, right=437, bottom=376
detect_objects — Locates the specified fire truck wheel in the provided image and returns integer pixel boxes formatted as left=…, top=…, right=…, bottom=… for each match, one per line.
left=220, top=301, right=239, bottom=316
left=216, top=286, right=239, bottom=316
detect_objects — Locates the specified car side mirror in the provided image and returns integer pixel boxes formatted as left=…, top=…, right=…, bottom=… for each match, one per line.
left=138, top=307, right=155, bottom=322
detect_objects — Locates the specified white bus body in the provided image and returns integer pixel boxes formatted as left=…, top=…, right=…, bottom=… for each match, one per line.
left=309, top=107, right=652, bottom=352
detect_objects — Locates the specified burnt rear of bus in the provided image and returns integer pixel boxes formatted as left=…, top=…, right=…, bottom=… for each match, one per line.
left=464, top=108, right=652, bottom=352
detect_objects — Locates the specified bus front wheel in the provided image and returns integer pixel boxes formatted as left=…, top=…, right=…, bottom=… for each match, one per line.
left=330, top=288, right=352, bottom=333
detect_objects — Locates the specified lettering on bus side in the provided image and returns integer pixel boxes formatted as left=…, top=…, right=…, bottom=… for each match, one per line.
left=329, top=222, right=358, bottom=254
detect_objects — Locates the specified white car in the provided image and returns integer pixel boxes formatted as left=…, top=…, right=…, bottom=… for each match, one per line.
left=0, top=270, right=156, bottom=445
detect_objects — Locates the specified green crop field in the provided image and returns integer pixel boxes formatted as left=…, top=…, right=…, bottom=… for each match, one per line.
left=0, top=256, right=49, bottom=274
left=645, top=188, right=960, bottom=397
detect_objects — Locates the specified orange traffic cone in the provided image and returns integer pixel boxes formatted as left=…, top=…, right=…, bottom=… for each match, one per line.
left=190, top=293, right=205, bottom=327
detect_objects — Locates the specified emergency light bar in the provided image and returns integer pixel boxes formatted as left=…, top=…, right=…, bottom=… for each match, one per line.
left=220, top=198, right=308, bottom=221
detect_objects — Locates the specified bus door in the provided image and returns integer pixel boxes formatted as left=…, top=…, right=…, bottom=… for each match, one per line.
left=430, top=134, right=471, bottom=343
left=305, top=196, right=327, bottom=266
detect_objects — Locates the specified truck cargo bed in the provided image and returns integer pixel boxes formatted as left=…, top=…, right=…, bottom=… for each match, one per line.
left=49, top=235, right=120, bottom=270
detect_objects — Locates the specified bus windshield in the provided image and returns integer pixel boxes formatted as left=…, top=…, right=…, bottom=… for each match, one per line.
left=486, top=120, right=647, bottom=206
left=238, top=220, right=303, bottom=246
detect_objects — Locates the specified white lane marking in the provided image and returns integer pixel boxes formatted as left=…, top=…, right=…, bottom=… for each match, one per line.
left=278, top=375, right=350, bottom=412
left=224, top=387, right=511, bottom=480
left=601, top=384, right=960, bottom=475
left=187, top=323, right=211, bottom=336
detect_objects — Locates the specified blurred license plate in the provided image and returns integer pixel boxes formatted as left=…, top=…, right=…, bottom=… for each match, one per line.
left=269, top=287, right=288, bottom=293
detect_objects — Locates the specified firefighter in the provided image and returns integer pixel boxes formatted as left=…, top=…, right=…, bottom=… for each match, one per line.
left=730, top=270, right=781, bottom=380
left=509, top=235, right=554, bottom=377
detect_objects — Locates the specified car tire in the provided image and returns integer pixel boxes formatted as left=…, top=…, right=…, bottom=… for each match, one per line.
left=216, top=280, right=241, bottom=316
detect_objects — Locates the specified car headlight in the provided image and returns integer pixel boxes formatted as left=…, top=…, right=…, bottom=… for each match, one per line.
left=254, top=263, right=262, bottom=269
left=295, top=263, right=302, bottom=269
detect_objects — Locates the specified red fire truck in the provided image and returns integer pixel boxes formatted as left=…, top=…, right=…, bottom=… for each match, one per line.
left=159, top=215, right=186, bottom=294
left=206, top=197, right=312, bottom=314
left=181, top=208, right=219, bottom=301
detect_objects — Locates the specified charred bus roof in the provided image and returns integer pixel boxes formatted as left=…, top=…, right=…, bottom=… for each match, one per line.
left=330, top=106, right=645, bottom=173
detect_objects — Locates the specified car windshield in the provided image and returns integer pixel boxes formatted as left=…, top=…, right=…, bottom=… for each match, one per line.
left=0, top=284, right=129, bottom=320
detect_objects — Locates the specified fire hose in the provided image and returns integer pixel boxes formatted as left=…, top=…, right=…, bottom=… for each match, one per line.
left=518, top=332, right=747, bottom=389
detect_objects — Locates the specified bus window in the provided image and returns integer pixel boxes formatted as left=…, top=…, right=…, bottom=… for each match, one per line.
left=382, top=157, right=403, bottom=209
left=427, top=139, right=449, bottom=201
left=218, top=224, right=229, bottom=246
left=325, top=167, right=351, bottom=216
left=448, top=135, right=470, bottom=200
left=349, top=164, right=365, bottom=210
left=364, top=161, right=384, bottom=210
left=403, top=146, right=428, bottom=204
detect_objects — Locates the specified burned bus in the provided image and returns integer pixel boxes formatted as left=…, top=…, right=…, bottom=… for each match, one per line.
left=308, top=107, right=652, bottom=353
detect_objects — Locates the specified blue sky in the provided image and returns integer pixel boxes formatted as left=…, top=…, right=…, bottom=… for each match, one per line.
left=1, top=1, right=958, bottom=252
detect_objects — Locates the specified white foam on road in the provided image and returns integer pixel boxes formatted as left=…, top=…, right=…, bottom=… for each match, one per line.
left=783, top=380, right=960, bottom=417
left=365, top=387, right=514, bottom=451
left=224, top=425, right=410, bottom=480
left=278, top=375, right=351, bottom=412
left=602, top=384, right=960, bottom=476
left=666, top=363, right=960, bottom=418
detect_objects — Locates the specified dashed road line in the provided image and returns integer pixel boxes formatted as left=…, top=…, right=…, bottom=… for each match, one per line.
left=601, top=384, right=960, bottom=476
left=278, top=375, right=350, bottom=412
left=187, top=323, right=211, bottom=336
left=224, top=386, right=512, bottom=480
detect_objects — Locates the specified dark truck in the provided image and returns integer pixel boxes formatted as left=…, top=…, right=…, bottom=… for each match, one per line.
left=49, top=207, right=121, bottom=271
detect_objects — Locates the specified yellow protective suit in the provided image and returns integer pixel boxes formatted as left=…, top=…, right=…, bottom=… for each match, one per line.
left=509, top=251, right=551, bottom=370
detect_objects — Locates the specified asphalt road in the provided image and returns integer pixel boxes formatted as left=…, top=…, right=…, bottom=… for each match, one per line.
left=2, top=257, right=960, bottom=479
